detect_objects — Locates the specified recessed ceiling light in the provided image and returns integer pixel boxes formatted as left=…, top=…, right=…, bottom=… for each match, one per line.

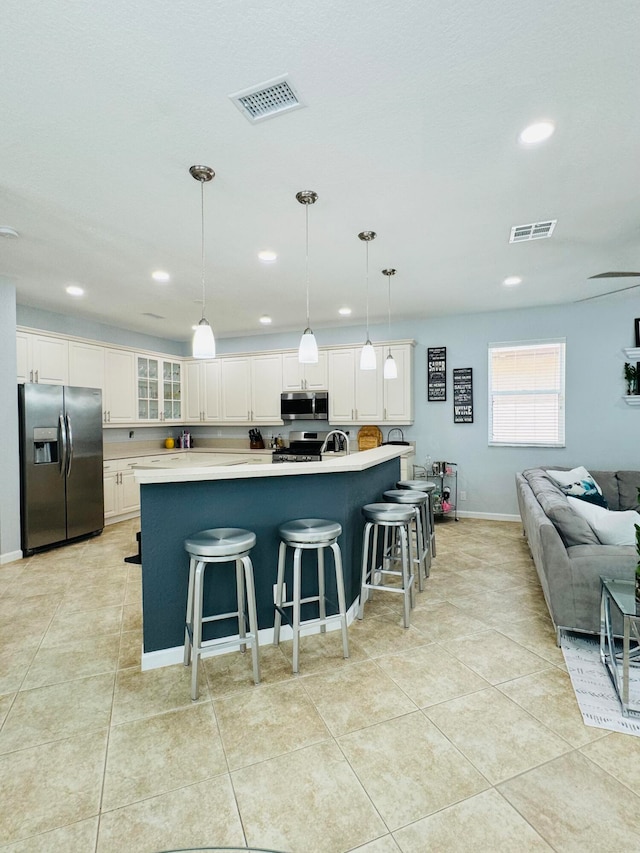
left=0, top=226, right=19, bottom=238
left=503, top=276, right=522, bottom=287
left=152, top=270, right=171, bottom=282
left=259, top=315, right=272, bottom=324
left=338, top=307, right=352, bottom=316
left=258, top=250, right=277, bottom=263
left=66, top=285, right=84, bottom=297
left=518, top=120, right=555, bottom=145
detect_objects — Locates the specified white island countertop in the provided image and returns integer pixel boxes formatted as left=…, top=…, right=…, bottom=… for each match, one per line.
left=134, top=444, right=406, bottom=485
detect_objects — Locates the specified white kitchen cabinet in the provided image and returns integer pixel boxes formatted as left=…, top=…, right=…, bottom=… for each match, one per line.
left=136, top=355, right=183, bottom=423
left=328, top=348, right=357, bottom=422
left=16, top=332, right=69, bottom=385
left=282, top=351, right=328, bottom=391
left=69, top=341, right=106, bottom=391
left=221, top=358, right=251, bottom=422
left=184, top=359, right=222, bottom=422
left=251, top=353, right=283, bottom=422
left=103, top=459, right=142, bottom=522
left=355, top=346, right=385, bottom=422
left=104, top=349, right=137, bottom=423
left=382, top=343, right=414, bottom=423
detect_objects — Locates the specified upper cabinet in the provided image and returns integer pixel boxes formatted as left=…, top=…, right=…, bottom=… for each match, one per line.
left=136, top=355, right=182, bottom=422
left=251, top=353, right=283, bottom=422
left=17, top=332, right=68, bottom=385
left=381, top=343, right=414, bottom=423
left=282, top=351, right=328, bottom=391
left=104, top=349, right=137, bottom=423
left=185, top=359, right=222, bottom=422
left=68, top=341, right=106, bottom=391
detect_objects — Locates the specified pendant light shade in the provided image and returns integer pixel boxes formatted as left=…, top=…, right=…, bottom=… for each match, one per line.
left=382, top=268, right=397, bottom=380
left=358, top=230, right=377, bottom=370
left=297, top=190, right=319, bottom=364
left=190, top=165, right=216, bottom=359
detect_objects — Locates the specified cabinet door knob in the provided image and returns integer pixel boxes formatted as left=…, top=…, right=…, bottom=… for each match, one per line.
left=35, top=370, right=39, bottom=383
left=29, top=369, right=33, bottom=382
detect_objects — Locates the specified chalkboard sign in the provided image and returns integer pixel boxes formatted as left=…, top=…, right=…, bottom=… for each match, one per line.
left=427, top=347, right=447, bottom=401
left=453, top=367, right=473, bottom=423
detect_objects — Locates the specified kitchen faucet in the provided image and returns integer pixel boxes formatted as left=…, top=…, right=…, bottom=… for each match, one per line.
left=320, top=430, right=350, bottom=456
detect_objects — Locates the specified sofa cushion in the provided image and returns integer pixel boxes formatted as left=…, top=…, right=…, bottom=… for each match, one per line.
left=522, top=468, right=600, bottom=547
left=616, top=471, right=640, bottom=512
left=546, top=466, right=607, bottom=507
left=590, top=471, right=620, bottom=510
left=567, top=497, right=640, bottom=546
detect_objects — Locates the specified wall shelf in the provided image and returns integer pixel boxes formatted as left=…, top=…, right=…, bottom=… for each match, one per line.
left=623, top=396, right=640, bottom=406
left=623, top=347, right=640, bottom=360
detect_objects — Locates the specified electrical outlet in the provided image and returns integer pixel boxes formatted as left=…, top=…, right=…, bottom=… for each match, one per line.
left=273, top=582, right=286, bottom=604
left=460, top=490, right=467, bottom=501
left=129, top=430, right=135, bottom=439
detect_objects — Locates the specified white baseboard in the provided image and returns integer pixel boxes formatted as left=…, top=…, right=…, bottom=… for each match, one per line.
left=1, top=549, right=23, bottom=565
left=141, top=600, right=360, bottom=671
left=453, top=510, right=521, bottom=523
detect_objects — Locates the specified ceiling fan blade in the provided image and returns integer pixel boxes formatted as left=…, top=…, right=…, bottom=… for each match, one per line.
left=576, top=282, right=640, bottom=302
left=588, top=272, right=640, bottom=279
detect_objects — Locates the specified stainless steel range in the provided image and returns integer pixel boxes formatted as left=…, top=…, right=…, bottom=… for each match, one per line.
left=271, top=430, right=329, bottom=463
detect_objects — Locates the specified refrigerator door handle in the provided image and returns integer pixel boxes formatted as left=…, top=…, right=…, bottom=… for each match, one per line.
left=65, top=414, right=73, bottom=478
left=59, top=413, right=68, bottom=478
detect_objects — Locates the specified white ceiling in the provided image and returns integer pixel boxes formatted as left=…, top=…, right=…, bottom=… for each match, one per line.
left=2, top=0, right=640, bottom=344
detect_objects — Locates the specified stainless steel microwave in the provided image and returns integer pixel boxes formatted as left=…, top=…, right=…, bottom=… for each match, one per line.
left=280, top=391, right=329, bottom=421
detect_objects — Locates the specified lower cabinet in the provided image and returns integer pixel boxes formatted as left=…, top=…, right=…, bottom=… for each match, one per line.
left=103, top=460, right=142, bottom=523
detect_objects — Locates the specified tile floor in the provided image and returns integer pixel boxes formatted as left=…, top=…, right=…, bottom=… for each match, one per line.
left=2, top=517, right=640, bottom=851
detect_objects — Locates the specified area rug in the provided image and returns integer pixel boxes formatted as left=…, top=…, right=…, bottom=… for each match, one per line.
left=560, top=629, right=640, bottom=736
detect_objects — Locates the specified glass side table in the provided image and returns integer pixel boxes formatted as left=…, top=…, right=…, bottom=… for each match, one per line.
left=600, top=577, right=640, bottom=716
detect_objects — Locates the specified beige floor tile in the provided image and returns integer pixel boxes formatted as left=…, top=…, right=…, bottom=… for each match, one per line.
left=0, top=692, right=15, bottom=726
left=57, top=579, right=126, bottom=613
left=408, top=599, right=492, bottom=641
left=214, top=679, right=330, bottom=770
left=203, top=643, right=296, bottom=697
left=339, top=711, right=488, bottom=831
left=42, top=605, right=124, bottom=647
left=121, top=602, right=141, bottom=632
left=499, top=750, right=640, bottom=851
left=350, top=835, right=402, bottom=852
left=496, top=614, right=564, bottom=666
left=425, top=688, right=570, bottom=784
left=0, top=817, right=99, bottom=852
left=22, top=633, right=120, bottom=689
left=0, top=646, right=37, bottom=696
left=0, top=673, right=114, bottom=754
left=393, top=788, right=552, bottom=852
left=232, top=739, right=387, bottom=852
left=303, top=659, right=417, bottom=736
left=498, top=666, right=607, bottom=748
left=0, top=730, right=107, bottom=846
left=117, top=629, right=142, bottom=669
left=580, top=732, right=640, bottom=795
left=123, top=581, right=141, bottom=605
left=441, top=629, right=550, bottom=684
left=102, top=703, right=226, bottom=811
left=96, top=776, right=245, bottom=853
left=349, top=612, right=429, bottom=658
left=0, top=592, right=59, bottom=621
left=278, top=627, right=370, bottom=674
left=376, top=643, right=490, bottom=707
left=111, top=663, right=209, bottom=724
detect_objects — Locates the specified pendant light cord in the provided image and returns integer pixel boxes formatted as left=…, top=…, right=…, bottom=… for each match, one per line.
left=200, top=179, right=206, bottom=321
left=305, top=202, right=310, bottom=328
left=387, top=273, right=392, bottom=355
left=365, top=240, right=370, bottom=339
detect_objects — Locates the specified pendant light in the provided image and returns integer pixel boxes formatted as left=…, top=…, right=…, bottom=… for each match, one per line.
left=382, top=268, right=398, bottom=379
left=358, top=230, right=377, bottom=370
left=190, top=165, right=216, bottom=359
left=296, top=190, right=319, bottom=364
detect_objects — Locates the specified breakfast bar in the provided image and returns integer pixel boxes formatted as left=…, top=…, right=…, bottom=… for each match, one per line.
left=135, top=445, right=405, bottom=669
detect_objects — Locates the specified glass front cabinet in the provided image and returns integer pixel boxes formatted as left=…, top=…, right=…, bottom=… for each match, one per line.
left=137, top=355, right=182, bottom=422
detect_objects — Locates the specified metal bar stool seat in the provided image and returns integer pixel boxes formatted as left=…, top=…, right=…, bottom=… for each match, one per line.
left=358, top=502, right=415, bottom=628
left=383, top=489, right=430, bottom=587
left=273, top=518, right=349, bottom=674
left=184, top=527, right=260, bottom=700
left=397, top=479, right=437, bottom=559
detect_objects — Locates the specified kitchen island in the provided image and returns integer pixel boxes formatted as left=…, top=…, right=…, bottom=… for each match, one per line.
left=135, top=446, right=405, bottom=669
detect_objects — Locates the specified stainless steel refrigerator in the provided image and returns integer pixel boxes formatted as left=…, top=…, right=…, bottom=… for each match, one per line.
left=18, top=384, right=104, bottom=555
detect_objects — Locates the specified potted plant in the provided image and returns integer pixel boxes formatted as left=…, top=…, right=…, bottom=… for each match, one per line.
left=624, top=362, right=638, bottom=395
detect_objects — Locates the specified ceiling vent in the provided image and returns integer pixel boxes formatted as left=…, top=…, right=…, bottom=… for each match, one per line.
left=509, top=220, right=557, bottom=243
left=142, top=312, right=165, bottom=320
left=229, top=75, right=305, bottom=124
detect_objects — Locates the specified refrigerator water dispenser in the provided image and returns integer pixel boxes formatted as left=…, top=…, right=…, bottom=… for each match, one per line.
left=33, top=427, right=58, bottom=464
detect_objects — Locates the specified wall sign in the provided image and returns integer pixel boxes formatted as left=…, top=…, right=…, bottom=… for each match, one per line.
left=453, top=367, right=473, bottom=423
left=427, top=347, right=447, bottom=401
left=635, top=317, right=640, bottom=347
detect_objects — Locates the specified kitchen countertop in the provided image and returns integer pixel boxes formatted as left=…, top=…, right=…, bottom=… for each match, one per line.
left=103, top=445, right=273, bottom=461
left=134, top=445, right=405, bottom=485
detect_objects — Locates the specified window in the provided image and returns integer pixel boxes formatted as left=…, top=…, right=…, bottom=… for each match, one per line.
left=488, top=339, right=565, bottom=447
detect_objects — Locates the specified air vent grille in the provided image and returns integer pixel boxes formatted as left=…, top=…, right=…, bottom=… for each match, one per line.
left=509, top=220, right=557, bottom=243
left=229, top=75, right=305, bottom=123
left=142, top=312, right=165, bottom=320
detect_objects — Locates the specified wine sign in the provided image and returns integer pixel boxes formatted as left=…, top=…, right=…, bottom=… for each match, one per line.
left=427, top=347, right=447, bottom=401
left=453, top=367, right=473, bottom=423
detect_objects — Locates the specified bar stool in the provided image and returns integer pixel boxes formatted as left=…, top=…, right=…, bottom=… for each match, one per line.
left=184, top=527, right=260, bottom=701
left=397, top=479, right=437, bottom=559
left=273, top=518, right=349, bottom=674
left=359, top=503, right=415, bottom=628
left=383, top=489, right=430, bottom=588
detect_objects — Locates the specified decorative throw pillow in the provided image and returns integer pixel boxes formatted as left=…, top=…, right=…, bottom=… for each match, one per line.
left=567, top=497, right=639, bottom=546
left=546, top=466, right=608, bottom=508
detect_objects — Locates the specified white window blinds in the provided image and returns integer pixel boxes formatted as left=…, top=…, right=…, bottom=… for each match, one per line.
left=488, top=340, right=565, bottom=447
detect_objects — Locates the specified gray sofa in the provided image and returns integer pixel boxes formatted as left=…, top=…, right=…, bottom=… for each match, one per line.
left=516, top=468, right=640, bottom=636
